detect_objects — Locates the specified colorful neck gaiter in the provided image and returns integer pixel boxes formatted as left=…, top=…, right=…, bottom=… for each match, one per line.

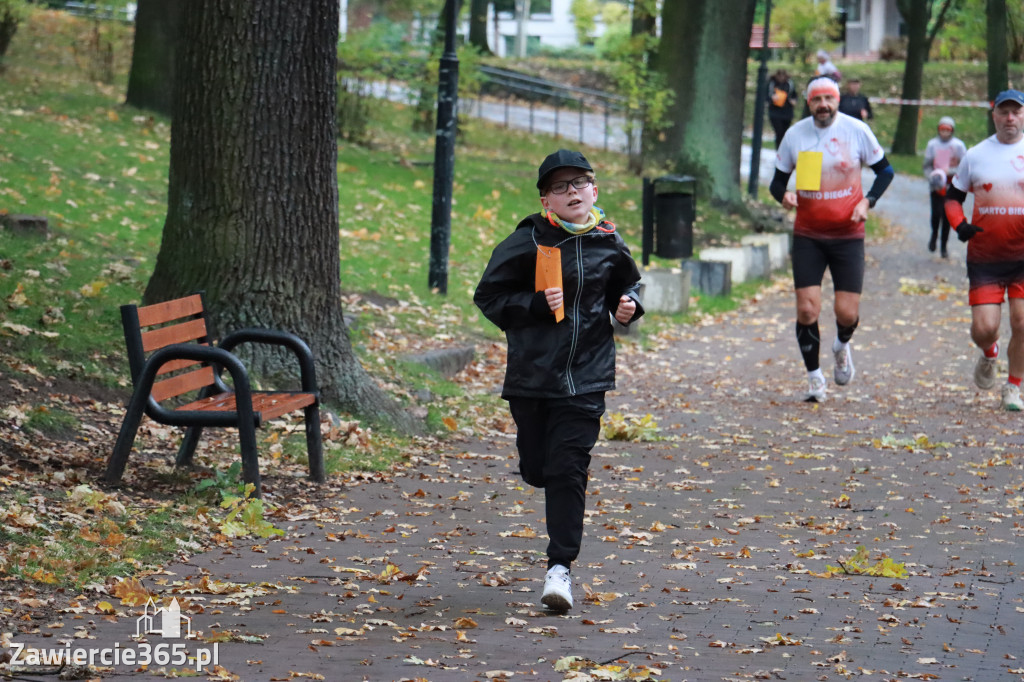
left=545, top=206, right=606, bottom=235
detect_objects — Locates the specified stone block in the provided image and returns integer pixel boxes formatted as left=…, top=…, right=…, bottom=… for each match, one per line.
left=682, top=259, right=731, bottom=296
left=698, top=246, right=751, bottom=284
left=741, top=232, right=791, bottom=271
left=747, top=244, right=771, bottom=280
left=638, top=268, right=690, bottom=314
left=0, top=213, right=49, bottom=237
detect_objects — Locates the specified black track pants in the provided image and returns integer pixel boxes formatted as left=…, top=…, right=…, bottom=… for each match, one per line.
left=508, top=392, right=605, bottom=567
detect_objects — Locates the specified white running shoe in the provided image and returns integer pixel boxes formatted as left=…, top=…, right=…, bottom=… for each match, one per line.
left=833, top=340, right=855, bottom=386
left=804, top=373, right=827, bottom=403
left=974, top=353, right=998, bottom=390
left=1001, top=384, right=1023, bottom=412
left=541, top=564, right=573, bottom=612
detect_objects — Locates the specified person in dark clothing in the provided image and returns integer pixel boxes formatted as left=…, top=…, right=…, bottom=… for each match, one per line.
left=838, top=78, right=873, bottom=121
left=474, top=149, right=644, bottom=613
left=767, top=68, right=796, bottom=149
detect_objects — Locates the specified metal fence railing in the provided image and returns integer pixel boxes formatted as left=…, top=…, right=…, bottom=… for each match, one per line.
left=473, top=66, right=639, bottom=153
left=345, top=68, right=641, bottom=155
left=28, top=0, right=137, bottom=22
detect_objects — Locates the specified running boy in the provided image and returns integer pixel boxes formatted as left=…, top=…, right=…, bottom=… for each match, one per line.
left=474, top=149, right=644, bottom=611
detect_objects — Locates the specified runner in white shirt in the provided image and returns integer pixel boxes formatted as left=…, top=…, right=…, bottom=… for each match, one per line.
left=770, top=76, right=894, bottom=402
left=944, top=89, right=1024, bottom=411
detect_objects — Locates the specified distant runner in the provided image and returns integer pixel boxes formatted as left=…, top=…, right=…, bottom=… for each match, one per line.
left=770, top=76, right=894, bottom=402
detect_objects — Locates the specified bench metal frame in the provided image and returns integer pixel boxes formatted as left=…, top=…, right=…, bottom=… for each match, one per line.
left=104, top=293, right=325, bottom=497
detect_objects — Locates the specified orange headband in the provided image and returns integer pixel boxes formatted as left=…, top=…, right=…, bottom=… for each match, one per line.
left=806, top=78, right=840, bottom=103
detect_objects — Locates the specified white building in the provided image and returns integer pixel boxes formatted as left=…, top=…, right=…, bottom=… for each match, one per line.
left=479, top=0, right=607, bottom=58
left=838, top=0, right=904, bottom=57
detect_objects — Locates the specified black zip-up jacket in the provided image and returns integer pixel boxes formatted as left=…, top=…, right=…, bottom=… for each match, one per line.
left=474, top=212, right=644, bottom=399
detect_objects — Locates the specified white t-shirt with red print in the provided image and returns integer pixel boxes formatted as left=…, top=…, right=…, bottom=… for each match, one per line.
left=951, top=135, right=1024, bottom=263
left=776, top=112, right=885, bottom=240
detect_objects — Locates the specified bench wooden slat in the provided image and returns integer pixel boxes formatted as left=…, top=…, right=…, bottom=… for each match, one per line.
left=151, top=366, right=216, bottom=402
left=177, top=391, right=316, bottom=422
left=136, top=294, right=204, bottom=327
left=141, top=318, right=208, bottom=352
left=154, top=356, right=205, bottom=377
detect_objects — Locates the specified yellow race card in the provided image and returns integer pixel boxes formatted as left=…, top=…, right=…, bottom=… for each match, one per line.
left=535, top=245, right=564, bottom=323
left=795, top=151, right=823, bottom=191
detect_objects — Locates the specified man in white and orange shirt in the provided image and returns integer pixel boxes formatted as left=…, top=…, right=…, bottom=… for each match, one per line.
left=770, top=76, right=894, bottom=402
left=945, top=89, right=1024, bottom=411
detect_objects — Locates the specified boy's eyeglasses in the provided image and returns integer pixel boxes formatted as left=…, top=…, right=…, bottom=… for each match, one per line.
left=547, top=175, right=594, bottom=194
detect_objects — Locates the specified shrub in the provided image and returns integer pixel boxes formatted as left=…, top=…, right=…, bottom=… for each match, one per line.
left=879, top=36, right=907, bottom=61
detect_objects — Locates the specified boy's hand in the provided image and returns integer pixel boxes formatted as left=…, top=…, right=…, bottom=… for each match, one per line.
left=614, top=295, right=636, bottom=324
left=782, top=191, right=798, bottom=209
left=544, top=287, right=563, bottom=312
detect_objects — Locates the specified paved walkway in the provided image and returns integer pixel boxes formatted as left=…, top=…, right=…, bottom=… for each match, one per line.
left=8, top=176, right=1022, bottom=681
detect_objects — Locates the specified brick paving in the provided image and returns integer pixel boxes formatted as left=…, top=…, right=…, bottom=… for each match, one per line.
left=7, top=183, right=1023, bottom=682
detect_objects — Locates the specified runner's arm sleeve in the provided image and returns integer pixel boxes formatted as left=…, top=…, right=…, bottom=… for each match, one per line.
left=944, top=186, right=968, bottom=228
left=944, top=186, right=982, bottom=243
left=769, top=169, right=792, bottom=203
left=864, top=157, right=894, bottom=207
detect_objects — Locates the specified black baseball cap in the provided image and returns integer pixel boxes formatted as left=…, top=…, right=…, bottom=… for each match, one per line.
left=537, top=149, right=593, bottom=190
left=993, top=89, right=1024, bottom=107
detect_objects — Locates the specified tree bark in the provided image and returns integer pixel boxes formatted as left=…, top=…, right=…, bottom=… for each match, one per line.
left=923, top=0, right=956, bottom=61
left=144, top=0, right=417, bottom=431
left=630, top=0, right=658, bottom=173
left=468, top=0, right=491, bottom=54
left=987, top=0, right=1009, bottom=134
left=891, top=0, right=929, bottom=155
left=124, top=0, right=184, bottom=116
left=0, top=10, right=18, bottom=59
left=652, top=0, right=755, bottom=206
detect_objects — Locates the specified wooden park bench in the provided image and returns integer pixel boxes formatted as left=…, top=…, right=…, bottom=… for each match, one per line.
left=104, top=293, right=325, bottom=497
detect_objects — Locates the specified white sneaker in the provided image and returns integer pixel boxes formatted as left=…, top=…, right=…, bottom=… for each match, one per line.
left=804, top=373, right=827, bottom=403
left=974, top=353, right=998, bottom=390
left=833, top=340, right=855, bottom=386
left=1001, top=384, right=1023, bottom=412
left=541, top=564, right=573, bottom=612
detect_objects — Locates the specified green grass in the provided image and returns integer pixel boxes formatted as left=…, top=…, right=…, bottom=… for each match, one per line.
left=1, top=494, right=190, bottom=589
left=4, top=10, right=983, bottom=412
left=23, top=403, right=80, bottom=438
left=0, top=9, right=780, bottom=404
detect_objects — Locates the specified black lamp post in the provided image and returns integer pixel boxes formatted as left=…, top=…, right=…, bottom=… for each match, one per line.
left=747, top=0, right=772, bottom=199
left=428, top=0, right=460, bottom=295
left=839, top=1, right=849, bottom=58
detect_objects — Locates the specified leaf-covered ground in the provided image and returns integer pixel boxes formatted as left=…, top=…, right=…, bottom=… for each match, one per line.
left=3, top=199, right=1022, bottom=680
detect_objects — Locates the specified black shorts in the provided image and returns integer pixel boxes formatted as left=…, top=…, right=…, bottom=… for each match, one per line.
left=791, top=235, right=865, bottom=293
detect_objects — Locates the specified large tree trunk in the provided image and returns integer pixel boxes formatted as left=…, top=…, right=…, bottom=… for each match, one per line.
left=987, top=0, right=1009, bottom=135
left=630, top=0, right=657, bottom=173
left=144, top=0, right=416, bottom=431
left=124, top=0, right=183, bottom=116
left=0, top=6, right=20, bottom=59
left=652, top=0, right=755, bottom=206
left=468, top=0, right=491, bottom=54
left=891, top=0, right=929, bottom=155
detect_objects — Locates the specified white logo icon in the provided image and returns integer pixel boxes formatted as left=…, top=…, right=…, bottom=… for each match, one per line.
left=136, top=598, right=192, bottom=639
